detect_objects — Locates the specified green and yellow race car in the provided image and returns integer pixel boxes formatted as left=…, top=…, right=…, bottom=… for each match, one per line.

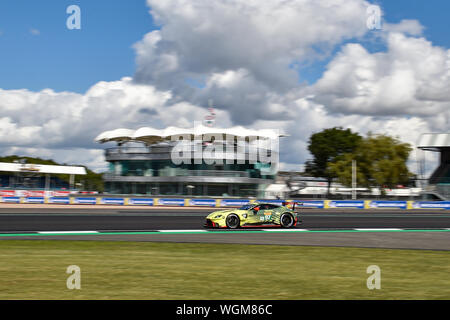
left=204, top=202, right=301, bottom=229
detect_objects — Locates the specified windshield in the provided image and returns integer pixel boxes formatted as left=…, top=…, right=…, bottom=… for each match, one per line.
left=239, top=204, right=254, bottom=210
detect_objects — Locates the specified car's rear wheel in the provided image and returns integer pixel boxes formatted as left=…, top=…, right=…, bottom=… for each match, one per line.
left=226, top=214, right=240, bottom=229
left=280, top=213, right=295, bottom=228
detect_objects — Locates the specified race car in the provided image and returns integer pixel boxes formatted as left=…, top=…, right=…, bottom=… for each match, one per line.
left=204, top=202, right=300, bottom=229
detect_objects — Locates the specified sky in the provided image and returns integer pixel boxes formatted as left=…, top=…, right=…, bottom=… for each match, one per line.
left=0, top=0, right=154, bottom=92
left=0, top=0, right=449, bottom=174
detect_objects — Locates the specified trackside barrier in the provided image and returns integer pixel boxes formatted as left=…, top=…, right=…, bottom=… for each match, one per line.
left=72, top=197, right=97, bottom=205
left=411, top=201, right=450, bottom=210
left=368, top=200, right=407, bottom=209
left=100, top=198, right=125, bottom=205
left=156, top=198, right=185, bottom=206
left=291, top=200, right=325, bottom=209
left=127, top=198, right=154, bottom=206
left=48, top=197, right=71, bottom=204
left=24, top=197, right=45, bottom=204
left=1, top=196, right=21, bottom=203
left=220, top=199, right=250, bottom=207
left=1, top=196, right=450, bottom=210
left=188, top=199, right=217, bottom=206
left=1, top=190, right=70, bottom=197
left=326, top=200, right=365, bottom=209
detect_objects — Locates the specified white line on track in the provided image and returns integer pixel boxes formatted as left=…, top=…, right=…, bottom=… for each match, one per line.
left=353, top=228, right=402, bottom=231
left=37, top=231, right=99, bottom=234
left=260, top=229, right=309, bottom=232
left=158, top=229, right=207, bottom=232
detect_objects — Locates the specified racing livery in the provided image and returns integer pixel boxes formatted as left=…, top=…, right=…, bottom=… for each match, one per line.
left=204, top=202, right=300, bottom=229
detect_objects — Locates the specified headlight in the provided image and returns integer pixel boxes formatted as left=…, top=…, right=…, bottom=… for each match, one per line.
left=214, top=215, right=223, bottom=219
left=242, top=214, right=247, bottom=218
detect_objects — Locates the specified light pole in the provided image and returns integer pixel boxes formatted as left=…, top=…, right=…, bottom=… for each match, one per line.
left=352, top=160, right=357, bottom=200
left=187, top=185, right=195, bottom=196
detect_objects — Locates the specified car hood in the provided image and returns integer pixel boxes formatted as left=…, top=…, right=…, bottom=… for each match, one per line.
left=207, top=209, right=243, bottom=219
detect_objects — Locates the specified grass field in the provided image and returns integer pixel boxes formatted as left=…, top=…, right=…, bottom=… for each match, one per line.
left=0, top=240, right=449, bottom=299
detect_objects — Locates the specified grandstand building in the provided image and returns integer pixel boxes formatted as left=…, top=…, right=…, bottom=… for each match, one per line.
left=96, top=126, right=283, bottom=197
left=418, top=133, right=450, bottom=200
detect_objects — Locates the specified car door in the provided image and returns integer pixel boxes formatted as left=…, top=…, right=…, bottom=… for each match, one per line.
left=245, top=205, right=263, bottom=225
left=256, top=204, right=274, bottom=224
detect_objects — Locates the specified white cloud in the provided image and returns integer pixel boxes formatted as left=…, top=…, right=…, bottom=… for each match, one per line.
left=133, top=0, right=372, bottom=123
left=29, top=28, right=40, bottom=36
left=383, top=19, right=424, bottom=36
left=0, top=78, right=213, bottom=170
left=313, top=33, right=450, bottom=126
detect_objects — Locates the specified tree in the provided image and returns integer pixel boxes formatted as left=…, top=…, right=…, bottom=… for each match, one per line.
left=305, top=127, right=362, bottom=196
left=328, top=134, right=413, bottom=190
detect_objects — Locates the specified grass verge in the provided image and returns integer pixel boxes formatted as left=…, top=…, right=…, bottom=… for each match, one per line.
left=0, top=240, right=449, bottom=299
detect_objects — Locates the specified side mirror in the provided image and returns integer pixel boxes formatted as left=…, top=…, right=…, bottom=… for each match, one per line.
left=253, top=207, right=260, bottom=214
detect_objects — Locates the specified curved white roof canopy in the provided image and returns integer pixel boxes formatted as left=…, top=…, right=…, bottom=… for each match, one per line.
left=95, top=128, right=137, bottom=144
left=418, top=133, right=450, bottom=149
left=95, top=125, right=287, bottom=145
left=0, top=162, right=86, bottom=175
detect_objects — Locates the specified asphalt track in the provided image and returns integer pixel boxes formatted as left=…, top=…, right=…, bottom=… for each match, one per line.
left=1, top=205, right=450, bottom=250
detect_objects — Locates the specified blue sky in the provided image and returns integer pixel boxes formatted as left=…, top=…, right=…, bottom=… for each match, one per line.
left=380, top=0, right=450, bottom=48
left=0, top=0, right=449, bottom=93
left=0, top=0, right=155, bottom=93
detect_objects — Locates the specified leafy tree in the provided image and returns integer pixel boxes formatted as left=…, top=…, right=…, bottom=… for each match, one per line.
left=305, top=127, right=362, bottom=195
left=328, top=134, right=413, bottom=190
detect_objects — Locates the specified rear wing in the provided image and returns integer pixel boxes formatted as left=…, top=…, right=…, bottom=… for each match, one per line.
left=284, top=201, right=302, bottom=211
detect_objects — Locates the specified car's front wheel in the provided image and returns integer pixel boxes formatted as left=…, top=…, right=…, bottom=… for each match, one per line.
left=226, top=214, right=240, bottom=229
left=280, top=213, right=295, bottom=228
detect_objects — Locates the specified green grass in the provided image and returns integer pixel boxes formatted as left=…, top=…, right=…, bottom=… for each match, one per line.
left=0, top=240, right=449, bottom=299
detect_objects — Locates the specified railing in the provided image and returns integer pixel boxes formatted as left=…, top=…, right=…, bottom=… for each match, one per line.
left=105, top=147, right=157, bottom=156
left=436, top=184, right=450, bottom=200
left=182, top=170, right=250, bottom=177
left=104, top=170, right=251, bottom=179
left=105, top=145, right=275, bottom=156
